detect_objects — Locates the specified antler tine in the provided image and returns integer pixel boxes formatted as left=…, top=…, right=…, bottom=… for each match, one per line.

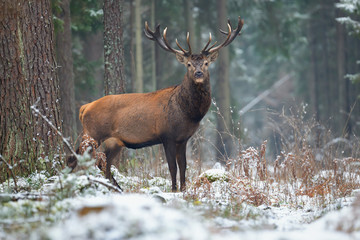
left=203, top=16, right=244, bottom=54
left=144, top=21, right=191, bottom=56
left=144, top=22, right=174, bottom=52
left=186, top=32, right=192, bottom=55
left=218, top=16, right=244, bottom=47
left=206, top=41, right=218, bottom=52
left=176, top=32, right=192, bottom=56
left=175, top=32, right=192, bottom=56
left=176, top=39, right=188, bottom=55
left=201, top=33, right=212, bottom=53
left=227, top=19, right=232, bottom=29
left=207, top=23, right=232, bottom=53
left=162, top=28, right=184, bottom=55
left=144, top=21, right=156, bottom=40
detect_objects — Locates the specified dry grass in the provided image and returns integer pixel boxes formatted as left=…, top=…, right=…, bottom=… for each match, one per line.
left=174, top=107, right=359, bottom=208
left=73, top=105, right=360, bottom=209
left=2, top=104, right=359, bottom=232
left=101, top=104, right=360, bottom=213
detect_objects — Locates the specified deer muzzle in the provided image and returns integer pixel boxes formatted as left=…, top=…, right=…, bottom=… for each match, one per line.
left=194, top=71, right=204, bottom=79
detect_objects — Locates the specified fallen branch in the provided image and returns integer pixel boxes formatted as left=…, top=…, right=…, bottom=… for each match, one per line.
left=0, top=193, right=49, bottom=203
left=0, top=154, right=18, bottom=193
left=87, top=175, right=122, bottom=194
left=239, top=74, right=291, bottom=116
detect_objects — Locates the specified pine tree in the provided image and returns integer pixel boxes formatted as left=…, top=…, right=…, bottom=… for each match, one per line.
left=0, top=0, right=63, bottom=180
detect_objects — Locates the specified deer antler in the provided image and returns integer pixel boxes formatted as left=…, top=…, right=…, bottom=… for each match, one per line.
left=144, top=22, right=192, bottom=56
left=201, top=16, right=244, bottom=55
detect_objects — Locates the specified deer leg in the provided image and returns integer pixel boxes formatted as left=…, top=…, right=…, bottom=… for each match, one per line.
left=163, top=141, right=177, bottom=192
left=103, top=138, right=122, bottom=180
left=102, top=138, right=123, bottom=191
left=176, top=141, right=187, bottom=192
left=66, top=147, right=79, bottom=170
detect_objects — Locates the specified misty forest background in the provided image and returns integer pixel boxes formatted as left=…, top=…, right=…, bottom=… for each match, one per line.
left=1, top=0, right=360, bottom=181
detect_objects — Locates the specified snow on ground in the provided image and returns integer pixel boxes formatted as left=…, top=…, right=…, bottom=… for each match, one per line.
left=1, top=164, right=360, bottom=240
left=44, top=194, right=210, bottom=240
left=38, top=191, right=359, bottom=240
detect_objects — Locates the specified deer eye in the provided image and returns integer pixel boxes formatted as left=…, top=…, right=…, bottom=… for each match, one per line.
left=204, top=61, right=209, bottom=66
left=187, top=63, right=191, bottom=67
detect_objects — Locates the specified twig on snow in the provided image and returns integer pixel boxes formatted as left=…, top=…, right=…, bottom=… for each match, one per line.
left=0, top=154, right=18, bottom=193
left=0, top=193, right=50, bottom=203
left=87, top=175, right=122, bottom=194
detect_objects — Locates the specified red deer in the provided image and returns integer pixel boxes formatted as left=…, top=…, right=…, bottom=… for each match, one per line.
left=68, top=17, right=244, bottom=192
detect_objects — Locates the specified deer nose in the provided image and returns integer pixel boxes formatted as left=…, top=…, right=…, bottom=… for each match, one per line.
left=194, top=71, right=203, bottom=78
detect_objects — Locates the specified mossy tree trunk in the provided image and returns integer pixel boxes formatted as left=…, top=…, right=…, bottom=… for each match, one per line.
left=103, top=0, right=126, bottom=95
left=0, top=0, right=63, bottom=181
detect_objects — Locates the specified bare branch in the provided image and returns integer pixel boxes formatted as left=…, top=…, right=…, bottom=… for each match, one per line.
left=30, top=99, right=77, bottom=157
left=87, top=176, right=122, bottom=194
left=0, top=154, right=18, bottom=193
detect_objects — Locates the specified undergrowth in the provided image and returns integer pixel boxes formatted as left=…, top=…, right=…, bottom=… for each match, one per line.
left=186, top=113, right=359, bottom=208
left=1, top=105, right=360, bottom=237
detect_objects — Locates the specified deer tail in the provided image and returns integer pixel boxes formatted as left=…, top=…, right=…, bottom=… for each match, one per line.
left=79, top=103, right=89, bottom=123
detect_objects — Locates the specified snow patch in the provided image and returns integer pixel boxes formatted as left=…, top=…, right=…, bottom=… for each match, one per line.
left=200, top=169, right=230, bottom=183
left=45, top=194, right=210, bottom=240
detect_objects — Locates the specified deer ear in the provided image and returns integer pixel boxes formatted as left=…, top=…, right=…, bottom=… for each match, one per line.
left=207, top=51, right=218, bottom=63
left=175, top=53, right=187, bottom=65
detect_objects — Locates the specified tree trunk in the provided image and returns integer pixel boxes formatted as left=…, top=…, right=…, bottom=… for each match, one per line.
left=319, top=4, right=333, bottom=127
left=215, top=0, right=232, bottom=163
left=0, top=0, right=63, bottom=180
left=336, top=8, right=347, bottom=137
left=150, top=0, right=156, bottom=91
left=55, top=0, right=76, bottom=140
left=184, top=0, right=200, bottom=161
left=184, top=0, right=196, bottom=50
left=134, top=0, right=143, bottom=93
left=103, top=0, right=126, bottom=95
left=307, top=20, right=320, bottom=122
left=82, top=31, right=104, bottom=100
left=344, top=32, right=352, bottom=137
left=129, top=0, right=136, bottom=92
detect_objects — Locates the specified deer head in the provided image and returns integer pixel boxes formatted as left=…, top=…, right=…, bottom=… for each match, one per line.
left=144, top=17, right=244, bottom=84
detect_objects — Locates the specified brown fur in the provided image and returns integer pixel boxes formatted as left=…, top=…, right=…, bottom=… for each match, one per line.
left=68, top=16, right=244, bottom=191
left=69, top=48, right=219, bottom=192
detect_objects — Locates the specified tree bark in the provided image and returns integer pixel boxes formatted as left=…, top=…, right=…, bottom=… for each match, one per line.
left=319, top=4, right=332, bottom=125
left=184, top=0, right=196, bottom=50
left=82, top=31, right=104, bottom=100
left=150, top=0, right=156, bottom=91
left=103, top=0, right=126, bottom=95
left=215, top=0, right=232, bottom=163
left=336, top=9, right=351, bottom=137
left=307, top=20, right=320, bottom=122
left=134, top=0, right=143, bottom=93
left=129, top=0, right=136, bottom=92
left=55, top=0, right=76, bottom=140
left=0, top=0, right=63, bottom=180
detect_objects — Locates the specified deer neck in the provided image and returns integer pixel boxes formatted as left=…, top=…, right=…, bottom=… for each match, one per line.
left=176, top=74, right=211, bottom=122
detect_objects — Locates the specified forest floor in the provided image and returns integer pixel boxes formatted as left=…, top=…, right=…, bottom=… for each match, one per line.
left=1, top=148, right=360, bottom=240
